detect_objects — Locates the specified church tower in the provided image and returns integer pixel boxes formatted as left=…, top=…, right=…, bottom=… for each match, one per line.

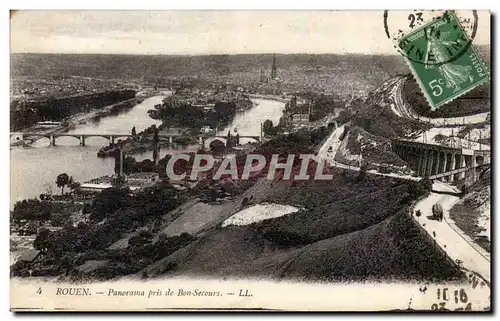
left=271, top=53, right=277, bottom=80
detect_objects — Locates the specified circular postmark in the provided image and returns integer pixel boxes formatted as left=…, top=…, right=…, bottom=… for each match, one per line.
left=383, top=10, right=478, bottom=66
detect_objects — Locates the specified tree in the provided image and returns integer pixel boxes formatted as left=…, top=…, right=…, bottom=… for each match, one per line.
left=138, top=159, right=155, bottom=172
left=262, top=119, right=274, bottom=137
left=51, top=214, right=66, bottom=227
left=241, top=196, right=249, bottom=208
left=356, top=162, right=368, bottom=182
left=131, top=126, right=137, bottom=136
left=209, top=139, right=225, bottom=153
left=461, top=184, right=469, bottom=195
left=123, top=156, right=139, bottom=175
left=12, top=199, right=52, bottom=221
left=90, top=187, right=131, bottom=222
left=33, top=228, right=52, bottom=252
left=152, top=125, right=159, bottom=146
left=128, top=231, right=151, bottom=247
left=226, top=130, right=232, bottom=149
left=55, top=173, right=70, bottom=195
left=68, top=176, right=81, bottom=193
left=152, top=147, right=159, bottom=167
left=82, top=203, right=92, bottom=214
left=157, top=233, right=168, bottom=244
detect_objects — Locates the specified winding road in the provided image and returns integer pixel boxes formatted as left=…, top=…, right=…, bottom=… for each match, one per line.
left=316, top=75, right=491, bottom=309
left=390, top=76, right=491, bottom=284
left=316, top=123, right=419, bottom=181
left=390, top=76, right=490, bottom=126
left=414, top=182, right=490, bottom=282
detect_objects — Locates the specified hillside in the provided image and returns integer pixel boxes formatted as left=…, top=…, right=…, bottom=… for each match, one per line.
left=335, top=125, right=409, bottom=170
left=330, top=77, right=430, bottom=173
left=11, top=149, right=465, bottom=284
left=142, top=209, right=464, bottom=282
left=450, top=170, right=491, bottom=252
left=11, top=50, right=483, bottom=283
left=137, top=172, right=463, bottom=282
left=348, top=78, right=431, bottom=139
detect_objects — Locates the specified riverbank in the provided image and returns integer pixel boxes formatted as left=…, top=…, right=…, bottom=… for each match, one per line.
left=11, top=89, right=137, bottom=131
left=97, top=138, right=180, bottom=158
left=95, top=124, right=203, bottom=158
left=95, top=96, right=269, bottom=158
left=14, top=97, right=145, bottom=141
left=10, top=96, right=169, bottom=205
left=10, top=96, right=289, bottom=276
left=248, top=93, right=291, bottom=103
left=68, top=97, right=145, bottom=128
left=10, top=96, right=285, bottom=205
left=10, top=123, right=465, bottom=286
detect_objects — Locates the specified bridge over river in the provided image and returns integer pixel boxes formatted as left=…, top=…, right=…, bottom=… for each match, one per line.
left=10, top=132, right=261, bottom=148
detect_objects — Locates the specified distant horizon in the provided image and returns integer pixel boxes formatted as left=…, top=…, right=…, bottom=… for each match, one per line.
left=10, top=11, right=491, bottom=56
left=11, top=44, right=490, bottom=57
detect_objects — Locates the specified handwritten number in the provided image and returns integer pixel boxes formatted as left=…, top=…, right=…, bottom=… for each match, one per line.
left=408, top=12, right=424, bottom=28
left=36, top=287, right=42, bottom=295
left=416, top=13, right=424, bottom=23
left=460, top=289, right=468, bottom=303
left=408, top=14, right=416, bottom=28
left=433, top=288, right=470, bottom=311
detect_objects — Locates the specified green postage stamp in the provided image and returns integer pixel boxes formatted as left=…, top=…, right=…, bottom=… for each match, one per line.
left=397, top=11, right=490, bottom=109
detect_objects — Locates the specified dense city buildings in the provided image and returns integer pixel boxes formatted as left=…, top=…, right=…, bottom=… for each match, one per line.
left=11, top=75, right=132, bottom=102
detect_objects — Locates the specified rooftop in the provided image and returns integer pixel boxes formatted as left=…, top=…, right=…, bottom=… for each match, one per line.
left=80, top=183, right=113, bottom=190
left=127, top=172, right=159, bottom=180
left=18, top=250, right=42, bottom=263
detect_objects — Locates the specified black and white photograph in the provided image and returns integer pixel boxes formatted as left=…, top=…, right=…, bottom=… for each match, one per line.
left=9, top=9, right=491, bottom=311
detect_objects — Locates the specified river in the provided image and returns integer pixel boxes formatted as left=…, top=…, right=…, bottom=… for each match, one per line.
left=10, top=96, right=286, bottom=205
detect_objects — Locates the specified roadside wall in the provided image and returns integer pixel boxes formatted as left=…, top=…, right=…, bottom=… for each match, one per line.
left=407, top=193, right=458, bottom=269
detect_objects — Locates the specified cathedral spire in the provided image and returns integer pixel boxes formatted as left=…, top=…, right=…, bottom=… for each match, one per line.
left=271, top=53, right=277, bottom=79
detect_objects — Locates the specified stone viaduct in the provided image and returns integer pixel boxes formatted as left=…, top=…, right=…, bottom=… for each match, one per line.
left=391, top=139, right=490, bottom=183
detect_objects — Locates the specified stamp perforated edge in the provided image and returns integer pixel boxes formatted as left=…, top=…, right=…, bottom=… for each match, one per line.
left=393, top=11, right=490, bottom=110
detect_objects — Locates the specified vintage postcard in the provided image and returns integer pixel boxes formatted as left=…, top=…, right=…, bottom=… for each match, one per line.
left=10, top=10, right=491, bottom=311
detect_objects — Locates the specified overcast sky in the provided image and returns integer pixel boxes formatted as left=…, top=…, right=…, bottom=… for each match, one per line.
left=10, top=10, right=491, bottom=55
